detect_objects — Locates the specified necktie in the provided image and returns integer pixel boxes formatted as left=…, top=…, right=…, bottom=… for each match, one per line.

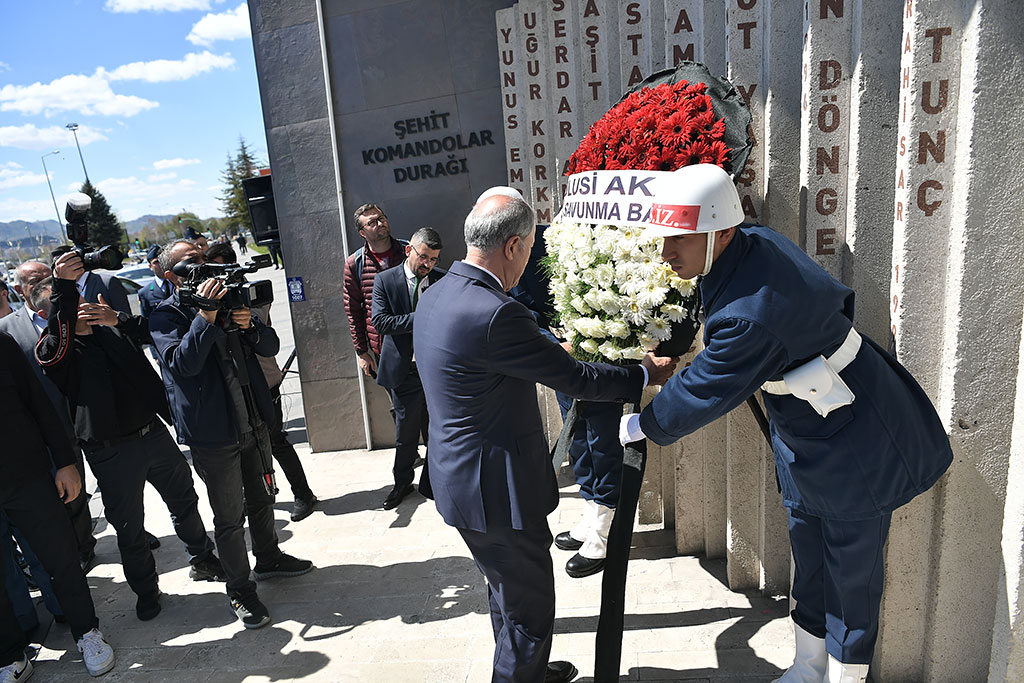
left=163, top=280, right=172, bottom=297
left=412, top=277, right=422, bottom=309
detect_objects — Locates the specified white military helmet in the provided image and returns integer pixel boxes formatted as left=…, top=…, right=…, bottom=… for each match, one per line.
left=640, top=164, right=744, bottom=276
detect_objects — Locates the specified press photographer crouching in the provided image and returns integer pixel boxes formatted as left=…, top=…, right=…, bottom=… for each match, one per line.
left=148, top=239, right=312, bottom=629
left=35, top=251, right=225, bottom=623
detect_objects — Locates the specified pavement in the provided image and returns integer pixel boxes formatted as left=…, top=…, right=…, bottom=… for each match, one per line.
left=32, top=246, right=795, bottom=682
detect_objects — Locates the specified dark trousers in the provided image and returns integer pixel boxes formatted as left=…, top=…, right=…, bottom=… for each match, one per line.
left=0, top=476, right=98, bottom=667
left=269, top=384, right=313, bottom=501
left=1, top=515, right=62, bottom=632
left=555, top=393, right=624, bottom=508
left=390, top=368, right=430, bottom=492
left=190, top=428, right=280, bottom=598
left=459, top=525, right=555, bottom=683
left=787, top=507, right=892, bottom=664
left=85, top=423, right=215, bottom=598
left=67, top=448, right=97, bottom=557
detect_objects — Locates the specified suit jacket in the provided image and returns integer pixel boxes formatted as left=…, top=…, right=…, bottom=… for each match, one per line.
left=413, top=260, right=645, bottom=533
left=83, top=271, right=131, bottom=315
left=0, top=305, right=75, bottom=441
left=371, top=263, right=444, bottom=389
left=139, top=278, right=172, bottom=318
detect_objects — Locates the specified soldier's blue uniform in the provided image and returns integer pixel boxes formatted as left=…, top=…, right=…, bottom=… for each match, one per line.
left=639, top=225, right=952, bottom=663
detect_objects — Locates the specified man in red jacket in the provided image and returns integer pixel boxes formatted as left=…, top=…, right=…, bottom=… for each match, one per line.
left=343, top=203, right=408, bottom=378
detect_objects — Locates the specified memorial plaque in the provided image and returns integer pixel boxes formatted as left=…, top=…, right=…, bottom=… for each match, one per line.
left=618, top=0, right=665, bottom=92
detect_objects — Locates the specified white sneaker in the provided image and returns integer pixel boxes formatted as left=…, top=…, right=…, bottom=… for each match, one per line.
left=0, top=655, right=32, bottom=683
left=76, top=628, right=115, bottom=677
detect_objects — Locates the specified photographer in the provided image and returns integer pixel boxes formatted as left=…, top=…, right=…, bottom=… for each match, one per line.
left=149, top=239, right=312, bottom=630
left=35, top=252, right=225, bottom=622
left=205, top=242, right=317, bottom=522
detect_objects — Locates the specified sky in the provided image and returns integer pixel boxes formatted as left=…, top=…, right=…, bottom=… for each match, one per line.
left=0, top=0, right=268, bottom=224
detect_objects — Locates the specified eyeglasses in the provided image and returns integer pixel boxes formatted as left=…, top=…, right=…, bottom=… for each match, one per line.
left=411, top=243, right=439, bottom=265
left=362, top=215, right=387, bottom=228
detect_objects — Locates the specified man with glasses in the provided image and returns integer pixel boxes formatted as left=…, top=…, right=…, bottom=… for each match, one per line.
left=343, top=204, right=408, bottom=379
left=371, top=228, right=444, bottom=509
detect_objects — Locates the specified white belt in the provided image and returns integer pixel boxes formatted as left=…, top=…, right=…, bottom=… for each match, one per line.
left=762, top=328, right=862, bottom=396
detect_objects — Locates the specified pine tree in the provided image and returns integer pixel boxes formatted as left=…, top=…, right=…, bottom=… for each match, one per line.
left=219, top=137, right=262, bottom=233
left=79, top=180, right=124, bottom=249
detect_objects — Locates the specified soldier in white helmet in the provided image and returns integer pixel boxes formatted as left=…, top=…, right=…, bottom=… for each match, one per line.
left=616, top=164, right=952, bottom=683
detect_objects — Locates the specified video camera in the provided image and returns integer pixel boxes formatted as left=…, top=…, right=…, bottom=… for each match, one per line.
left=174, top=253, right=274, bottom=312
left=54, top=192, right=123, bottom=271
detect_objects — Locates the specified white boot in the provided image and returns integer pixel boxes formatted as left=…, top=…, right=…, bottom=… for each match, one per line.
left=579, top=502, right=614, bottom=560
left=569, top=500, right=593, bottom=544
left=825, top=655, right=868, bottom=683
left=771, top=623, right=827, bottom=683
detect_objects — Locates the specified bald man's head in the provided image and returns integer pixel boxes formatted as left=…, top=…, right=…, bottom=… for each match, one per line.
left=14, top=260, right=51, bottom=299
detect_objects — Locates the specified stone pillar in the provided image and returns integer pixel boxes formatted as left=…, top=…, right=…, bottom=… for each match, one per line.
left=663, top=1, right=726, bottom=74
left=618, top=0, right=665, bottom=92
left=577, top=0, right=621, bottom=132
left=547, top=0, right=581, bottom=208
left=799, top=0, right=854, bottom=278
left=519, top=1, right=556, bottom=224
left=993, top=305, right=1024, bottom=681
left=497, top=8, right=529, bottom=198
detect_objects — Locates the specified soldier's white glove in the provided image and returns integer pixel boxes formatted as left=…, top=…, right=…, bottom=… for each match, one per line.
left=619, top=413, right=645, bottom=446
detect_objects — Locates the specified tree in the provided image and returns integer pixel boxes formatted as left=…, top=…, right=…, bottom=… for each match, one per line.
left=219, top=137, right=262, bottom=233
left=79, top=180, right=124, bottom=249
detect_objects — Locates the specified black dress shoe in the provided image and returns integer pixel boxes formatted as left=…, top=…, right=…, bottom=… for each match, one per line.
left=146, top=531, right=160, bottom=549
left=382, top=483, right=414, bottom=510
left=554, top=531, right=583, bottom=551
left=565, top=553, right=605, bottom=578
left=545, top=660, right=578, bottom=682
left=136, top=590, right=162, bottom=621
left=290, top=495, right=318, bottom=522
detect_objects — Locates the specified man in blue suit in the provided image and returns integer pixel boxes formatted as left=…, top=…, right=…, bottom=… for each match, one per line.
left=617, top=165, right=953, bottom=683
left=139, top=244, right=173, bottom=319
left=371, top=227, right=444, bottom=510
left=415, top=188, right=678, bottom=683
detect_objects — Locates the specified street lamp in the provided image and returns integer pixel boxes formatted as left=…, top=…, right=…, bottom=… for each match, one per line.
left=40, top=149, right=67, bottom=242
left=65, top=123, right=89, bottom=183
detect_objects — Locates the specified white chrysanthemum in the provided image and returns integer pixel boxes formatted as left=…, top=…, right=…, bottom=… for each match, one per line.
left=605, top=320, right=630, bottom=339
left=580, top=338, right=600, bottom=355
left=661, top=303, right=686, bottom=323
left=670, top=275, right=696, bottom=296
left=620, top=345, right=646, bottom=360
left=598, top=341, right=623, bottom=361
left=622, top=301, right=652, bottom=326
left=645, top=316, right=673, bottom=342
left=637, top=282, right=669, bottom=308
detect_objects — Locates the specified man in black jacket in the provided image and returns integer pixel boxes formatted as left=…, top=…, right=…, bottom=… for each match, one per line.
left=149, top=239, right=312, bottom=630
left=0, top=331, right=116, bottom=679
left=36, top=251, right=224, bottom=623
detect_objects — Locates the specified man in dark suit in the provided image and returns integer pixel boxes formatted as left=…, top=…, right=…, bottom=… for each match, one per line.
left=414, top=188, right=678, bottom=682
left=371, top=227, right=444, bottom=509
left=139, top=244, right=173, bottom=318
left=0, top=262, right=98, bottom=567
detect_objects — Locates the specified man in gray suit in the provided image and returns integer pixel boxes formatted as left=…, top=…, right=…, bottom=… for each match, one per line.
left=414, top=189, right=678, bottom=682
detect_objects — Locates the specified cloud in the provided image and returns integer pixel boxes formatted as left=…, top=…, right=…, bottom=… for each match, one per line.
left=105, top=0, right=211, bottom=12
left=187, top=3, right=250, bottom=46
left=0, top=124, right=107, bottom=151
left=0, top=74, right=158, bottom=117
left=2, top=162, right=23, bottom=169
left=100, top=51, right=235, bottom=83
left=147, top=172, right=178, bottom=182
left=0, top=62, right=10, bottom=73
left=0, top=197, right=58, bottom=223
left=93, top=174, right=221, bottom=221
left=0, top=168, right=49, bottom=190
left=153, top=157, right=201, bottom=170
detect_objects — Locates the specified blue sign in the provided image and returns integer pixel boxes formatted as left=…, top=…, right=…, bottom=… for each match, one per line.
left=287, top=277, right=306, bottom=302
